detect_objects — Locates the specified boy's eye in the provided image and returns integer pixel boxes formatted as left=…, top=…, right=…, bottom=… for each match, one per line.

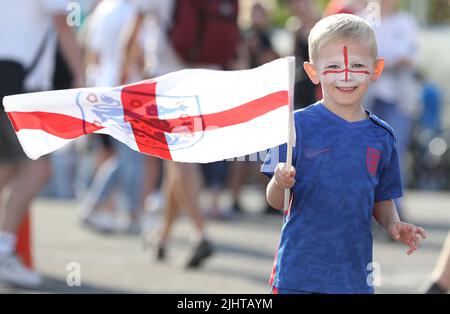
left=352, top=63, right=365, bottom=69
left=326, top=65, right=340, bottom=69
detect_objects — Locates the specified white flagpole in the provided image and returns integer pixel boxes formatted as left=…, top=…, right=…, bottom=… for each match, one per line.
left=284, top=56, right=296, bottom=213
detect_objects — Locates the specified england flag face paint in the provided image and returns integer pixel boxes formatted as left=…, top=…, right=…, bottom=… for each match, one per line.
left=315, top=42, right=375, bottom=106
left=321, top=46, right=372, bottom=85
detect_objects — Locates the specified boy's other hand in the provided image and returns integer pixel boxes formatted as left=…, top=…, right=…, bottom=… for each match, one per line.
left=274, top=163, right=296, bottom=189
left=387, top=222, right=427, bottom=255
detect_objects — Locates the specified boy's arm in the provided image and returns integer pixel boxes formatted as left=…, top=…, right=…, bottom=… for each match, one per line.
left=373, top=200, right=400, bottom=230
left=373, top=200, right=426, bottom=255
left=266, top=177, right=286, bottom=210
left=266, top=164, right=296, bottom=210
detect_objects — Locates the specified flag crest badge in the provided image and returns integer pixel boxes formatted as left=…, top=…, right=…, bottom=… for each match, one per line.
left=366, top=147, right=381, bottom=177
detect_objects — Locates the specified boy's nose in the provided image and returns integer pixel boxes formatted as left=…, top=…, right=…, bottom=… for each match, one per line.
left=340, top=69, right=354, bottom=82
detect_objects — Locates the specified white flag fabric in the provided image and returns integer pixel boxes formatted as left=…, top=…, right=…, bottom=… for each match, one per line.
left=2, top=58, right=291, bottom=163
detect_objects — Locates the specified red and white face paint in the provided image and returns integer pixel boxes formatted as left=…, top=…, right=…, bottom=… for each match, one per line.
left=311, top=42, right=377, bottom=107
left=318, top=45, right=373, bottom=87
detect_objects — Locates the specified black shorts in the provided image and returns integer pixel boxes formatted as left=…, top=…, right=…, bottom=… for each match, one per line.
left=0, top=109, right=27, bottom=163
left=0, top=60, right=29, bottom=163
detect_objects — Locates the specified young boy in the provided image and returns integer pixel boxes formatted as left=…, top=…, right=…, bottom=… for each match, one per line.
left=261, top=14, right=426, bottom=294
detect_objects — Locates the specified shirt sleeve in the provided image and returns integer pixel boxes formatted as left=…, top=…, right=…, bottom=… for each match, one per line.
left=261, top=111, right=300, bottom=178
left=260, top=144, right=287, bottom=179
left=374, top=141, right=403, bottom=202
left=261, top=142, right=300, bottom=179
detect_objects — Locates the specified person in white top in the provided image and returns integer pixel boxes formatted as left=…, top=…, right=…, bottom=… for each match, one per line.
left=80, top=0, right=152, bottom=235
left=0, top=0, right=84, bottom=288
left=0, top=0, right=84, bottom=91
left=122, top=0, right=184, bottom=81
left=122, top=0, right=215, bottom=268
left=85, top=0, right=140, bottom=87
left=365, top=0, right=420, bottom=117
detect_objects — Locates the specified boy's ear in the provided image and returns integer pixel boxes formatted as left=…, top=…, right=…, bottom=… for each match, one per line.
left=303, top=62, right=320, bottom=85
left=372, top=57, right=385, bottom=81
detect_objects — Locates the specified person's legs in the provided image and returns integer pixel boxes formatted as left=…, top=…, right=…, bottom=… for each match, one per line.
left=157, top=161, right=181, bottom=259
left=50, top=147, right=77, bottom=199
left=78, top=135, right=119, bottom=222
left=0, top=158, right=50, bottom=288
left=157, top=161, right=213, bottom=267
left=427, top=231, right=450, bottom=293
left=229, top=161, right=249, bottom=213
left=1, top=158, right=51, bottom=234
left=174, top=162, right=214, bottom=268
left=73, top=141, right=95, bottom=199
left=176, top=163, right=205, bottom=234
left=79, top=155, right=119, bottom=220
left=202, top=161, right=228, bottom=218
left=0, top=110, right=23, bottom=196
left=80, top=157, right=121, bottom=233
left=115, top=141, right=145, bottom=232
left=0, top=106, right=49, bottom=287
left=159, top=161, right=181, bottom=240
left=0, top=163, right=19, bottom=251
left=0, top=164, right=18, bottom=194
left=142, top=156, right=162, bottom=206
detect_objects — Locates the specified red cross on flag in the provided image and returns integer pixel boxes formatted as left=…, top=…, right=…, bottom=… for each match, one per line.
left=2, top=58, right=292, bottom=163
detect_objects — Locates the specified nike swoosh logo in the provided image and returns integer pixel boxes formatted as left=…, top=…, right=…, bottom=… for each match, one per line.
left=304, top=147, right=332, bottom=159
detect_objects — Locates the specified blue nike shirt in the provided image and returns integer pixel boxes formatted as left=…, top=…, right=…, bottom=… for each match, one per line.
left=261, top=102, right=403, bottom=294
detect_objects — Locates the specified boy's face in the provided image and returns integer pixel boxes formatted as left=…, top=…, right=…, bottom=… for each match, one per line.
left=304, top=41, right=384, bottom=108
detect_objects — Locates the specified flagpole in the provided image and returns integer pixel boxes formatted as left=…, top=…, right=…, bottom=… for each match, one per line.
left=284, top=56, right=296, bottom=213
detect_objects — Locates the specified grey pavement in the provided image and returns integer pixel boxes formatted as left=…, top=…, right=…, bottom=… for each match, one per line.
left=1, top=189, right=449, bottom=294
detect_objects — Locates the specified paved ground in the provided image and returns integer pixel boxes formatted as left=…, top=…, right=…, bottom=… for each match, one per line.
left=1, top=189, right=449, bottom=294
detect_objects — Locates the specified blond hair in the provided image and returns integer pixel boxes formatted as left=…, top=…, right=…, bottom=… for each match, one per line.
left=308, top=14, right=378, bottom=62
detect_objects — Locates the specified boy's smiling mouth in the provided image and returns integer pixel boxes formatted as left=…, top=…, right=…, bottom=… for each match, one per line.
left=336, top=86, right=358, bottom=93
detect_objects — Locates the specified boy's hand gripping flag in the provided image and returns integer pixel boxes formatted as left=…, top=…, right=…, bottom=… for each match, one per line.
left=2, top=58, right=292, bottom=163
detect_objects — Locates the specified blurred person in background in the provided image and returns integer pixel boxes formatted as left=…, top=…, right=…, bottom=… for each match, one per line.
left=78, top=0, right=154, bottom=235
left=201, top=161, right=229, bottom=220
left=324, top=0, right=366, bottom=16
left=42, top=1, right=102, bottom=201
left=286, top=0, right=320, bottom=110
left=0, top=0, right=84, bottom=288
left=122, top=0, right=240, bottom=268
left=229, top=2, right=279, bottom=216
left=244, top=2, right=279, bottom=68
left=71, top=4, right=119, bottom=217
left=362, top=0, right=421, bottom=220
left=415, top=71, right=442, bottom=138
left=40, top=48, right=80, bottom=200
left=409, top=70, right=444, bottom=191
